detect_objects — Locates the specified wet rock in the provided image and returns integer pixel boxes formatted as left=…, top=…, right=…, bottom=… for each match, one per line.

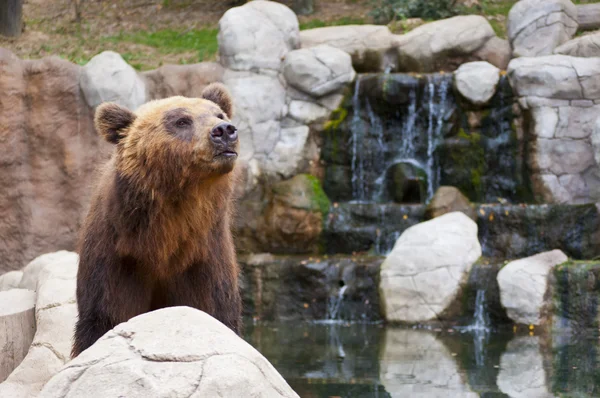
left=240, top=254, right=382, bottom=322
left=395, top=15, right=497, bottom=72
left=40, top=307, right=298, bottom=398
left=554, top=31, right=600, bottom=57
left=0, top=289, right=35, bottom=383
left=453, top=61, right=500, bottom=106
left=80, top=51, right=146, bottom=110
left=497, top=250, right=568, bottom=326
left=426, top=186, right=477, bottom=221
left=508, top=0, right=578, bottom=57
left=0, top=49, right=111, bottom=273
left=218, top=0, right=299, bottom=72
left=300, top=25, right=396, bottom=72
left=258, top=174, right=329, bottom=254
left=497, top=336, right=552, bottom=397
left=0, top=252, right=78, bottom=398
left=478, top=204, right=600, bottom=260
left=283, top=45, right=356, bottom=97
left=380, top=212, right=482, bottom=323
left=380, top=329, right=478, bottom=397
left=385, top=162, right=426, bottom=204
left=0, top=271, right=22, bottom=291
left=143, top=62, right=224, bottom=100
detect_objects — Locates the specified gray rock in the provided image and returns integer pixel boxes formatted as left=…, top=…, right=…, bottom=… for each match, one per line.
left=508, top=55, right=600, bottom=100
left=379, top=212, right=482, bottom=323
left=218, top=0, right=299, bottom=72
left=508, top=0, right=578, bottom=57
left=40, top=307, right=299, bottom=398
left=497, top=250, right=568, bottom=325
left=283, top=45, right=355, bottom=97
left=497, top=336, right=553, bottom=398
left=0, top=271, right=22, bottom=291
left=555, top=31, right=600, bottom=57
left=288, top=100, right=329, bottom=124
left=300, top=25, right=396, bottom=72
left=0, top=252, right=78, bottom=398
left=0, top=289, right=35, bottom=384
left=19, top=250, right=77, bottom=291
left=395, top=15, right=496, bottom=72
left=80, top=51, right=146, bottom=110
left=473, top=36, right=512, bottom=70
left=454, top=61, right=501, bottom=105
left=593, top=116, right=600, bottom=167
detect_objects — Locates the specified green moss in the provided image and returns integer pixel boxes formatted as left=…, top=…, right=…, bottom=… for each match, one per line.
left=323, top=108, right=348, bottom=131
left=448, top=129, right=486, bottom=200
left=304, top=174, right=331, bottom=218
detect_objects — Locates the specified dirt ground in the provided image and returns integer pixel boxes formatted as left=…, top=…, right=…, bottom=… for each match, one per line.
left=0, top=0, right=373, bottom=69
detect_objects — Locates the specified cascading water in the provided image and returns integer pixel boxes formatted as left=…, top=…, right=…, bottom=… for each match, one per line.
left=326, top=285, right=348, bottom=321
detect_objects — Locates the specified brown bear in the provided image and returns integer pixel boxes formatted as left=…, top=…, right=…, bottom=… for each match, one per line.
left=72, top=83, right=242, bottom=358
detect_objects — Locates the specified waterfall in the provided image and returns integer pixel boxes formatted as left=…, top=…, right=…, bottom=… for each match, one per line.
left=425, top=75, right=450, bottom=200
left=350, top=78, right=366, bottom=202
left=327, top=285, right=348, bottom=321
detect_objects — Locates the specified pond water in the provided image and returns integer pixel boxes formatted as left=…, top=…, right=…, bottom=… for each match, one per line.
left=244, top=321, right=600, bottom=398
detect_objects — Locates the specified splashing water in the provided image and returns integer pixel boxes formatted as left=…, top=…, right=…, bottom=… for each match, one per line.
left=327, top=285, right=348, bottom=321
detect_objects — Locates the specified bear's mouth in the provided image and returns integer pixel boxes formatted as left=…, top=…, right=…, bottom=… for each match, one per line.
left=216, top=150, right=238, bottom=158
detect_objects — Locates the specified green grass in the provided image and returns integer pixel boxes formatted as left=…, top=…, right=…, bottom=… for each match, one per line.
left=300, top=16, right=367, bottom=30
left=107, top=28, right=219, bottom=62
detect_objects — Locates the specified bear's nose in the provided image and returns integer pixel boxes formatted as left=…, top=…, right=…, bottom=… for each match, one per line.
left=211, top=122, right=238, bottom=143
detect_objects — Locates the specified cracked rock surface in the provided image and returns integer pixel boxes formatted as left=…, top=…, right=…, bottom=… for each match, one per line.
left=39, top=307, right=299, bottom=398
left=379, top=212, right=482, bottom=323
left=0, top=251, right=79, bottom=398
left=497, top=336, right=553, bottom=398
left=380, top=329, right=478, bottom=397
left=555, top=31, right=600, bottom=57
left=497, top=250, right=568, bottom=326
left=508, top=0, right=578, bottom=57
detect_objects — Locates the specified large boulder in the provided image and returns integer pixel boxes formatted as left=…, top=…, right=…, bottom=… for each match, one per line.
left=0, top=271, right=22, bottom=291
left=379, top=212, right=482, bottom=323
left=425, top=186, right=477, bottom=221
left=508, top=55, right=600, bottom=204
left=497, top=336, right=552, bottom=397
left=380, top=329, right=478, bottom=397
left=554, top=31, right=600, bottom=57
left=0, top=253, right=78, bottom=398
left=80, top=51, right=146, bottom=110
left=40, top=307, right=299, bottom=398
left=283, top=45, right=356, bottom=97
left=0, top=49, right=112, bottom=273
left=508, top=0, right=578, bottom=57
left=497, top=250, right=568, bottom=326
left=300, top=25, right=396, bottom=72
left=453, top=61, right=500, bottom=106
left=218, top=0, right=300, bottom=72
left=258, top=174, right=330, bottom=254
left=143, top=62, right=224, bottom=100
left=394, top=15, right=499, bottom=72
left=0, top=289, right=35, bottom=383
left=19, top=250, right=77, bottom=291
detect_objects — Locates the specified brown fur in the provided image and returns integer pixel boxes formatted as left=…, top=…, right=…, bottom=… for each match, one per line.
left=72, top=84, right=242, bottom=357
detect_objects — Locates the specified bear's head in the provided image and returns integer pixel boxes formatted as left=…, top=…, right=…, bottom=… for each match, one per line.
left=95, top=83, right=238, bottom=186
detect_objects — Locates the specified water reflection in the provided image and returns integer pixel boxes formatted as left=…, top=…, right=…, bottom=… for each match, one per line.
left=244, top=321, right=600, bottom=398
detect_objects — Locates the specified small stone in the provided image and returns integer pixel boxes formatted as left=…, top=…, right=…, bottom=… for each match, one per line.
left=426, top=186, right=477, bottom=221
left=454, top=61, right=500, bottom=106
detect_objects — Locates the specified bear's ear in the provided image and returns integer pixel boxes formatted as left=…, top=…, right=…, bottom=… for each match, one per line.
left=201, top=83, right=233, bottom=118
left=94, top=103, right=136, bottom=144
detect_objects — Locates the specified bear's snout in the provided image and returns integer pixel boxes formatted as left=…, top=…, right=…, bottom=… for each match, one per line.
left=210, top=122, right=238, bottom=144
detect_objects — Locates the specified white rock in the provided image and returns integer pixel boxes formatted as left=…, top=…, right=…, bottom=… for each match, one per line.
left=508, top=0, right=578, bottom=57
left=593, top=116, right=600, bottom=167
left=218, top=0, right=299, bottom=72
left=380, top=329, right=478, bottom=397
left=283, top=45, right=355, bottom=97
left=555, top=31, right=600, bottom=57
left=266, top=125, right=311, bottom=178
left=497, top=336, right=553, bottom=398
left=497, top=250, right=568, bottom=325
left=379, top=212, right=482, bottom=323
left=300, top=25, right=396, bottom=72
left=507, top=55, right=600, bottom=100
left=454, top=61, right=500, bottom=105
left=288, top=100, right=329, bottom=124
left=0, top=253, right=78, bottom=398
left=19, top=250, right=77, bottom=291
left=395, top=15, right=496, bottom=72
left=0, top=289, right=35, bottom=383
left=40, top=307, right=298, bottom=398
left=80, top=51, right=146, bottom=110
left=0, top=271, right=22, bottom=291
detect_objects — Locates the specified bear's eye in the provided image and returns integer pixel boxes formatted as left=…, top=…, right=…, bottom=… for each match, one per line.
left=176, top=118, right=192, bottom=128
left=216, top=113, right=225, bottom=120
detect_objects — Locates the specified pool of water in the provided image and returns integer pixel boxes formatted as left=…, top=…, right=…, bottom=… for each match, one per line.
left=244, top=321, right=600, bottom=398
